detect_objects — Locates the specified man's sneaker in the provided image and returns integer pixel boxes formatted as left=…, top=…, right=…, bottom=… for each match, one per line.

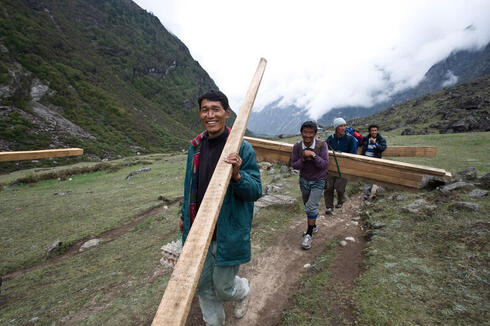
left=234, top=279, right=250, bottom=319
left=363, top=194, right=369, bottom=200
left=325, top=208, right=333, bottom=215
left=335, top=203, right=343, bottom=209
left=301, top=234, right=312, bottom=250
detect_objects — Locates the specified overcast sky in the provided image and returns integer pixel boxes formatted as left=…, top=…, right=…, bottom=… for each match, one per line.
left=134, top=0, right=490, bottom=119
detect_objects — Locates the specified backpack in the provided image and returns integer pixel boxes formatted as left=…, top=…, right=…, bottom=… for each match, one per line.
left=345, top=126, right=363, bottom=147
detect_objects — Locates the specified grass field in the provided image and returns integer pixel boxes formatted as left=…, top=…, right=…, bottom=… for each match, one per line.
left=1, top=131, right=489, bottom=325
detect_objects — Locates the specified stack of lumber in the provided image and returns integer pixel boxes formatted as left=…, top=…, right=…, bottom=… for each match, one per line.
left=244, top=136, right=450, bottom=189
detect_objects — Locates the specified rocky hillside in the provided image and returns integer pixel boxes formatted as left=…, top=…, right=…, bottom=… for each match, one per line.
left=350, top=74, right=490, bottom=135
left=0, top=0, right=233, bottom=163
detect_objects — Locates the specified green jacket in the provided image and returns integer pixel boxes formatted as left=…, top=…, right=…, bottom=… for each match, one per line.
left=181, top=139, right=262, bottom=266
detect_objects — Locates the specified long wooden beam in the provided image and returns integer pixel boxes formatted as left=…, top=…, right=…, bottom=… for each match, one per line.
left=151, top=58, right=267, bottom=326
left=244, top=137, right=450, bottom=189
left=0, top=148, right=83, bottom=162
left=357, top=146, right=437, bottom=157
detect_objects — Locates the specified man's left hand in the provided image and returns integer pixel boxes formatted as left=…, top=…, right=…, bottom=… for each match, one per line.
left=225, top=152, right=242, bottom=182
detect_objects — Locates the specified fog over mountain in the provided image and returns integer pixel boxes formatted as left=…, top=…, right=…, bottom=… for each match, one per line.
left=249, top=42, right=490, bottom=135
left=135, top=0, right=490, bottom=122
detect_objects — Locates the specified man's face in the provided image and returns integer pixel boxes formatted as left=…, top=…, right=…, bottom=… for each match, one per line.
left=369, top=127, right=378, bottom=138
left=199, top=99, right=231, bottom=138
left=336, top=124, right=347, bottom=136
left=301, top=127, right=316, bottom=147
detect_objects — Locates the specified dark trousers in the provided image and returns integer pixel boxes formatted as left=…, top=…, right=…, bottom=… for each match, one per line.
left=324, top=175, right=348, bottom=209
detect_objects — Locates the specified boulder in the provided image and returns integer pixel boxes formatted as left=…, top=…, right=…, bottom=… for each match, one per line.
left=468, top=189, right=488, bottom=198
left=254, top=194, right=297, bottom=211
left=46, top=240, right=62, bottom=254
left=402, top=199, right=437, bottom=214
left=450, top=202, right=480, bottom=211
left=440, top=181, right=475, bottom=193
left=79, top=239, right=101, bottom=252
left=479, top=173, right=490, bottom=188
left=454, top=167, right=478, bottom=181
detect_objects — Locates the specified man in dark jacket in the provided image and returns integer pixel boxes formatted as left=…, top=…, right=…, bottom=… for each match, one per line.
left=361, top=124, right=387, bottom=199
left=290, top=121, right=329, bottom=250
left=324, top=117, right=357, bottom=214
left=180, top=90, right=262, bottom=326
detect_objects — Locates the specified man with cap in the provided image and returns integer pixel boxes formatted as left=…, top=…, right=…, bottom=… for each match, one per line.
left=324, top=117, right=357, bottom=214
left=290, top=121, right=329, bottom=249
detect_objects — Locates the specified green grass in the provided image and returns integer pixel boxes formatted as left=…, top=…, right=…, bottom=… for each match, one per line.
left=355, top=188, right=490, bottom=325
left=1, top=132, right=489, bottom=325
left=282, top=241, right=340, bottom=326
left=384, top=131, right=490, bottom=176
left=0, top=154, right=185, bottom=275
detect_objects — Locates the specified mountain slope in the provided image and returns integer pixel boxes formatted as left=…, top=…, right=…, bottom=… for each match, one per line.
left=0, top=0, right=233, bottom=160
left=349, top=74, right=490, bottom=135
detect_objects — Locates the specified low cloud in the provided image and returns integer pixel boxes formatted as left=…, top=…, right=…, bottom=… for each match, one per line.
left=135, top=0, right=490, bottom=119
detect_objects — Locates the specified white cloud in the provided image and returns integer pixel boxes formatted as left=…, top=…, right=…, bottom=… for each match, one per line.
left=134, top=0, right=490, bottom=119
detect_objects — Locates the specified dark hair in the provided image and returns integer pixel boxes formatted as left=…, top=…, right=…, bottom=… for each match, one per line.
left=368, top=124, right=379, bottom=132
left=198, top=90, right=230, bottom=111
left=300, top=121, right=318, bottom=133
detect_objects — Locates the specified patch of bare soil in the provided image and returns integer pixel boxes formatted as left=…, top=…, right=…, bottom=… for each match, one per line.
left=186, top=194, right=366, bottom=326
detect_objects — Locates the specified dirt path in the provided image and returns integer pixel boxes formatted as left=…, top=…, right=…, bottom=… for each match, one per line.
left=186, top=194, right=366, bottom=326
left=3, top=203, right=172, bottom=281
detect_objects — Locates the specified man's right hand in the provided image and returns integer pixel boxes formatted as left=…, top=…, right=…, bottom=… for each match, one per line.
left=179, top=219, right=184, bottom=233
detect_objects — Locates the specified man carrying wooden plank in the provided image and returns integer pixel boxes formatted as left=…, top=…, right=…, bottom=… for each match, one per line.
left=360, top=124, right=387, bottom=199
left=290, top=121, right=329, bottom=250
left=179, top=90, right=262, bottom=326
left=324, top=117, right=357, bottom=214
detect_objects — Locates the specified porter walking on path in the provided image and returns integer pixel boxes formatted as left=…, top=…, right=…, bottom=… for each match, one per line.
left=290, top=121, right=329, bottom=250
left=180, top=90, right=262, bottom=326
left=324, top=117, right=357, bottom=215
left=361, top=124, right=387, bottom=199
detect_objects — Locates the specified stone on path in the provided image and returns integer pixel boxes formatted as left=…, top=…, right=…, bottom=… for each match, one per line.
left=79, top=239, right=101, bottom=252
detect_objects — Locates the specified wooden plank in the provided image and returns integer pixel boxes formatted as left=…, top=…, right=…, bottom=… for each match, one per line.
left=0, top=148, right=83, bottom=162
left=244, top=136, right=451, bottom=189
left=356, top=146, right=437, bottom=157
left=151, top=58, right=267, bottom=326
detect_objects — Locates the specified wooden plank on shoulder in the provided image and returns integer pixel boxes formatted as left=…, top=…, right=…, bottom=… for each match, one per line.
left=244, top=136, right=451, bottom=189
left=151, top=58, right=267, bottom=326
left=0, top=148, right=83, bottom=162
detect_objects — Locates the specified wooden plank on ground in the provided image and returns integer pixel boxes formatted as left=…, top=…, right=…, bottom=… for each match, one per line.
left=244, top=136, right=451, bottom=189
left=151, top=58, right=267, bottom=326
left=357, top=146, right=437, bottom=157
left=0, top=148, right=83, bottom=162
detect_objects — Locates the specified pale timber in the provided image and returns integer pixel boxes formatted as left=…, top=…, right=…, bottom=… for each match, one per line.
left=0, top=148, right=83, bottom=162
left=357, top=146, right=437, bottom=157
left=151, top=58, right=267, bottom=326
left=244, top=136, right=450, bottom=189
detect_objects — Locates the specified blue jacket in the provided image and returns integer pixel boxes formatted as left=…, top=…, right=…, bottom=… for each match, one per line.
left=181, top=139, right=262, bottom=266
left=326, top=133, right=357, bottom=154
left=361, top=133, right=387, bottom=158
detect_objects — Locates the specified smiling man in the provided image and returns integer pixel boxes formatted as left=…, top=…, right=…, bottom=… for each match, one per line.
left=180, top=90, right=262, bottom=326
left=290, top=121, right=329, bottom=250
